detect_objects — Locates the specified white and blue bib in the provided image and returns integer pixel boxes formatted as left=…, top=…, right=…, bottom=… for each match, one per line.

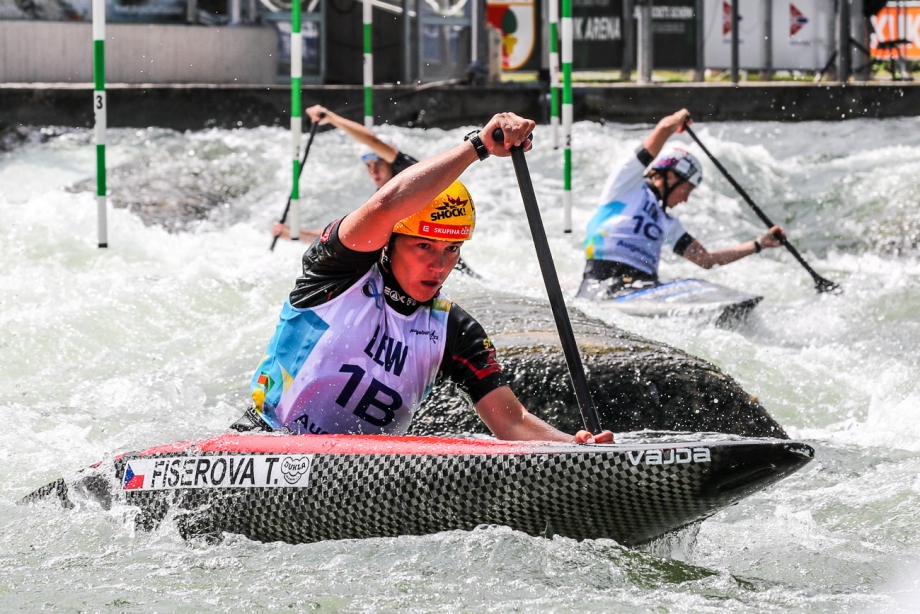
left=251, top=265, right=450, bottom=435
left=584, top=155, right=686, bottom=276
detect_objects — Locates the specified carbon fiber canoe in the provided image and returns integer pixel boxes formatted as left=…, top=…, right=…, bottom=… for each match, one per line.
left=21, top=433, right=813, bottom=546
left=607, top=279, right=763, bottom=325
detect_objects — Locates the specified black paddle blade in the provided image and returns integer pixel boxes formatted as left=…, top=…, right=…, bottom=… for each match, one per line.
left=814, top=276, right=842, bottom=295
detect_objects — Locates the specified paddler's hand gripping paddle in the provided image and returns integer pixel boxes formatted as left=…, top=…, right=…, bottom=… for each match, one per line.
left=493, top=128, right=603, bottom=435
left=681, top=119, right=841, bottom=294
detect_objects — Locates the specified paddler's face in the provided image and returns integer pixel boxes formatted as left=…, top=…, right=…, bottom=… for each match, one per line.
left=365, top=159, right=394, bottom=189
left=663, top=170, right=695, bottom=208
left=390, top=235, right=462, bottom=302
left=652, top=170, right=696, bottom=209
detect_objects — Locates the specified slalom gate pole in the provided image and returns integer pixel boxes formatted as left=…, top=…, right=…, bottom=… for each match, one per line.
left=289, top=0, right=303, bottom=240
left=561, top=0, right=573, bottom=233
left=93, top=0, right=107, bottom=248
left=270, top=117, right=321, bottom=251
left=549, top=0, right=561, bottom=149
left=363, top=0, right=373, bottom=129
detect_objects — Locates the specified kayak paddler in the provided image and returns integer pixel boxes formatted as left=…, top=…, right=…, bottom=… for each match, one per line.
left=271, top=105, right=421, bottom=243
left=578, top=108, right=788, bottom=301
left=236, top=112, right=613, bottom=445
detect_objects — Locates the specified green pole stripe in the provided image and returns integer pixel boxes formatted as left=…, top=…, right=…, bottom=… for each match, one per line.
left=292, top=159, right=300, bottom=199
left=292, top=0, right=301, bottom=31
left=364, top=23, right=372, bottom=54
left=292, top=77, right=301, bottom=116
left=365, top=87, right=373, bottom=116
left=96, top=144, right=106, bottom=195
left=94, top=41, right=105, bottom=90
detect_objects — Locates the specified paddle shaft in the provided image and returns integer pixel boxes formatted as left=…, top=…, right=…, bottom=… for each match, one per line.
left=497, top=129, right=602, bottom=434
left=270, top=116, right=322, bottom=251
left=683, top=124, right=840, bottom=293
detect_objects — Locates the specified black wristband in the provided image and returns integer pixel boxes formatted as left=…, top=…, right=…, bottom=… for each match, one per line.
left=753, top=239, right=763, bottom=253
left=464, top=130, right=489, bottom=161
left=636, top=146, right=654, bottom=167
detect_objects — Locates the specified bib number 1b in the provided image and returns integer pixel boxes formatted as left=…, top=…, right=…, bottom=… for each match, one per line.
left=336, top=364, right=403, bottom=427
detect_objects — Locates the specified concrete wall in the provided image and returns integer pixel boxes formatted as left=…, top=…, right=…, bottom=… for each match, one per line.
left=3, top=82, right=919, bottom=132
left=0, top=22, right=278, bottom=84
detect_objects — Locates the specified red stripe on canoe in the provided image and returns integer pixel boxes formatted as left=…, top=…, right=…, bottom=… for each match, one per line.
left=131, top=434, right=586, bottom=457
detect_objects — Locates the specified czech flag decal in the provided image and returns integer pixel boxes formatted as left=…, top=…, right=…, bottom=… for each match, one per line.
left=123, top=463, right=145, bottom=490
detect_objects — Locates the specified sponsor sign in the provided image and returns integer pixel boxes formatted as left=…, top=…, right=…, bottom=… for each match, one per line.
left=487, top=0, right=537, bottom=70
left=789, top=3, right=809, bottom=40
left=721, top=0, right=741, bottom=41
left=570, top=0, right=698, bottom=71
left=871, top=4, right=920, bottom=61
left=704, top=0, right=834, bottom=70
left=122, top=454, right=313, bottom=491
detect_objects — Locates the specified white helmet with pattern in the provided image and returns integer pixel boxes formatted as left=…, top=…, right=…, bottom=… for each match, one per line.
left=651, top=147, right=703, bottom=187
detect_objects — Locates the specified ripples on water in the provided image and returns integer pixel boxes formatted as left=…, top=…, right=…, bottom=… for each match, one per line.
left=2, top=118, right=919, bottom=612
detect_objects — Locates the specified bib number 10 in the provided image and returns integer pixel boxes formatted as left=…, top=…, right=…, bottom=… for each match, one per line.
left=336, top=364, right=403, bottom=427
left=632, top=215, right=662, bottom=241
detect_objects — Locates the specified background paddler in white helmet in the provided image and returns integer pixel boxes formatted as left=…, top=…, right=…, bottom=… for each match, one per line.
left=578, top=108, right=787, bottom=300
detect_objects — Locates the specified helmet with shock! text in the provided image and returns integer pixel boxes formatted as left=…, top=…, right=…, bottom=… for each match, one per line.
left=392, top=180, right=476, bottom=242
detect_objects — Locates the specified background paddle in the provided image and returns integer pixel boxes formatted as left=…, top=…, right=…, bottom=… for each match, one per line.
left=495, top=128, right=602, bottom=434
left=683, top=123, right=841, bottom=294
left=270, top=114, right=322, bottom=251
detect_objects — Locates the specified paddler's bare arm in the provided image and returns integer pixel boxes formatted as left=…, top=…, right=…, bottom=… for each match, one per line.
left=475, top=386, right=614, bottom=444
left=306, top=105, right=400, bottom=163
left=642, top=109, right=692, bottom=158
left=338, top=112, right=535, bottom=253
left=682, top=226, right=786, bottom=269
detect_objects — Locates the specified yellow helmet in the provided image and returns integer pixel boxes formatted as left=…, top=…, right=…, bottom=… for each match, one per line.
left=392, top=180, right=476, bottom=242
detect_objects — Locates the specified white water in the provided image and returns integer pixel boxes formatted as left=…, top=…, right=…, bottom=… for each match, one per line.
left=2, top=118, right=919, bottom=612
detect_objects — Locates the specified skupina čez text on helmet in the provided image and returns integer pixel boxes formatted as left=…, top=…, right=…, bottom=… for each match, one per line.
left=650, top=147, right=703, bottom=187
left=392, top=180, right=476, bottom=242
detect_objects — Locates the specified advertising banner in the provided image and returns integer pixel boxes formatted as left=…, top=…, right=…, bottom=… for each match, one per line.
left=571, top=0, right=625, bottom=69
left=570, top=0, right=698, bottom=71
left=487, top=0, right=538, bottom=70
left=703, top=0, right=837, bottom=71
left=871, top=3, right=920, bottom=60
left=651, top=0, right=698, bottom=68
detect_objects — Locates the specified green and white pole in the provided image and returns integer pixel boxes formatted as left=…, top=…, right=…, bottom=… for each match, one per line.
left=289, top=0, right=303, bottom=240
left=561, top=0, right=573, bottom=233
left=363, top=0, right=373, bottom=129
left=549, top=0, right=561, bottom=149
left=93, top=0, right=107, bottom=248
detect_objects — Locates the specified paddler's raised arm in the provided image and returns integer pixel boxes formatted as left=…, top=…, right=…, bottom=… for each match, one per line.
left=642, top=108, right=692, bottom=159
left=338, top=112, right=535, bottom=252
left=306, top=104, right=400, bottom=164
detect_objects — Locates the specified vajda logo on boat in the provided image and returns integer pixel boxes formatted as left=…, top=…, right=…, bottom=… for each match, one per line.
left=628, top=447, right=711, bottom=466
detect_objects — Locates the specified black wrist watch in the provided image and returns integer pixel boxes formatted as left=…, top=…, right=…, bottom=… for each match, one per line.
left=753, top=239, right=763, bottom=253
left=464, top=130, right=489, bottom=161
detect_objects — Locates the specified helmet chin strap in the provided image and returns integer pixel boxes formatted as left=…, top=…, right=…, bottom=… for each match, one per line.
left=650, top=170, right=686, bottom=209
